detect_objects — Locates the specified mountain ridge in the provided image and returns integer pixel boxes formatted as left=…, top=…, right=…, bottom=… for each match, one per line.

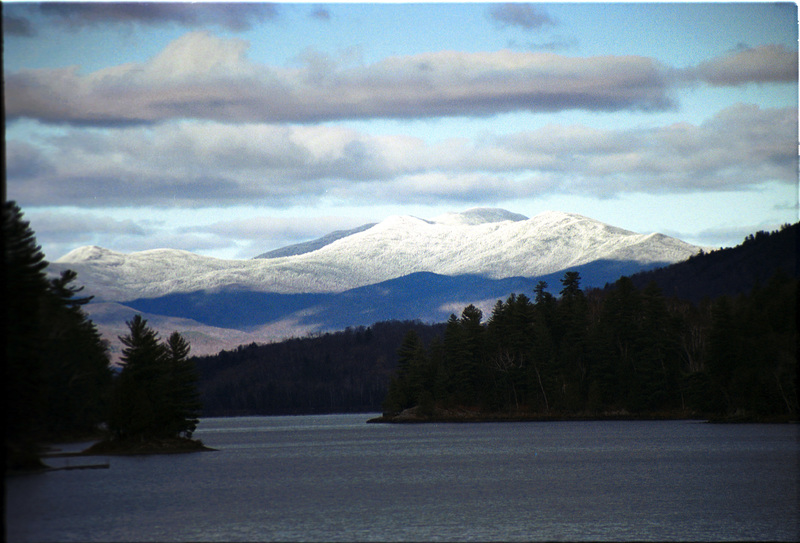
left=49, top=208, right=705, bottom=359
left=51, top=209, right=702, bottom=302
left=192, top=224, right=798, bottom=418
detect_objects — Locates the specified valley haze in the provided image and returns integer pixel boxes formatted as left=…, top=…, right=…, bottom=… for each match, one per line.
left=47, top=208, right=705, bottom=360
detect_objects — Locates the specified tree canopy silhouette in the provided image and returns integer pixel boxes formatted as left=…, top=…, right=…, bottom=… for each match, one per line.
left=109, top=315, right=202, bottom=441
left=4, top=201, right=112, bottom=470
left=381, top=268, right=797, bottom=421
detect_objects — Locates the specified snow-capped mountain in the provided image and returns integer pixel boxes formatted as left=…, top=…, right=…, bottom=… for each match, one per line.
left=49, top=208, right=704, bottom=359
left=52, top=209, right=701, bottom=303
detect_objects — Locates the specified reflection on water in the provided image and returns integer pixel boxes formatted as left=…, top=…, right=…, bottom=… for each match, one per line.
left=5, top=415, right=799, bottom=542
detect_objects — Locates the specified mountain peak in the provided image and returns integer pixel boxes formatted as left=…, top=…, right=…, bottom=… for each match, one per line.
left=433, top=207, right=528, bottom=226
left=531, top=210, right=590, bottom=222
left=57, top=245, right=119, bottom=263
left=48, top=209, right=704, bottom=303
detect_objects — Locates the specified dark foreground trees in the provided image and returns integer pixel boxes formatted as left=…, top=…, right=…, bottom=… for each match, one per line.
left=109, top=315, right=202, bottom=441
left=3, top=201, right=204, bottom=467
left=4, top=201, right=112, bottom=469
left=382, top=270, right=798, bottom=421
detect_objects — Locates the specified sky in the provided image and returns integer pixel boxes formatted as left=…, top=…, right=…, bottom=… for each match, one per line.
left=4, top=1, right=798, bottom=261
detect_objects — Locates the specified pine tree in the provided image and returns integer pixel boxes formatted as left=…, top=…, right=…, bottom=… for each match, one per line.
left=163, top=332, right=202, bottom=438
left=40, top=271, right=112, bottom=436
left=109, top=316, right=203, bottom=441
left=557, top=271, right=589, bottom=410
left=459, top=304, right=487, bottom=405
left=383, top=330, right=427, bottom=413
left=110, top=315, right=168, bottom=439
left=4, top=201, right=113, bottom=468
left=3, top=201, right=50, bottom=466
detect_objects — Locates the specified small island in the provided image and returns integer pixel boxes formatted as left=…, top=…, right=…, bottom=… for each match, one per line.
left=83, top=436, right=214, bottom=456
left=5, top=203, right=214, bottom=471
left=80, top=315, right=214, bottom=456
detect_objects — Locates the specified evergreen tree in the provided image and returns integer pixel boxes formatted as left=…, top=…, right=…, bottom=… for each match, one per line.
left=378, top=263, right=796, bottom=421
left=4, top=201, right=113, bottom=468
left=110, top=315, right=167, bottom=439
left=4, top=201, right=50, bottom=465
left=39, top=271, right=112, bottom=436
left=486, top=294, right=535, bottom=410
left=440, top=314, right=468, bottom=404
left=529, top=291, right=557, bottom=412
left=637, top=281, right=679, bottom=410
left=163, top=332, right=202, bottom=438
left=383, top=330, right=429, bottom=414
left=705, top=295, right=740, bottom=413
left=556, top=271, right=589, bottom=410
left=459, top=304, right=488, bottom=406
left=109, top=316, right=203, bottom=440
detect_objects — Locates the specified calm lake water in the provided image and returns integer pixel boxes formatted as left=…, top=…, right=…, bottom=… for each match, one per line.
left=5, top=415, right=799, bottom=542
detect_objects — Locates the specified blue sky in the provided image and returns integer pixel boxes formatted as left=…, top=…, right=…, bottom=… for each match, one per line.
left=4, top=1, right=798, bottom=260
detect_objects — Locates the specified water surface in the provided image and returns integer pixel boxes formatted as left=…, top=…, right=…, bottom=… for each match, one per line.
left=6, top=415, right=798, bottom=541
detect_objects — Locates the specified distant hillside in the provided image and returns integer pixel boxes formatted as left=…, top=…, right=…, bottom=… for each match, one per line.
left=193, top=221, right=799, bottom=418
left=51, top=209, right=702, bottom=301
left=52, top=208, right=704, bottom=358
left=194, top=320, right=446, bottom=416
left=622, top=222, right=798, bottom=302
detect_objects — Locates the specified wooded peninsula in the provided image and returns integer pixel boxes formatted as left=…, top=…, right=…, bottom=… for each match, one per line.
left=196, top=222, right=798, bottom=423
left=4, top=200, right=798, bottom=471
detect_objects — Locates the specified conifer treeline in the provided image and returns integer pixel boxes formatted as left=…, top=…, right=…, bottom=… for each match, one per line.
left=383, top=270, right=798, bottom=420
left=4, top=201, right=203, bottom=469
left=4, top=201, right=112, bottom=455
left=109, top=315, right=202, bottom=441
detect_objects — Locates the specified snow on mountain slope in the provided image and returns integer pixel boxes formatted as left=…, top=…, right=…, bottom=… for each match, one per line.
left=433, top=207, right=528, bottom=225
left=50, top=209, right=703, bottom=302
left=254, top=222, right=377, bottom=259
left=296, top=209, right=700, bottom=285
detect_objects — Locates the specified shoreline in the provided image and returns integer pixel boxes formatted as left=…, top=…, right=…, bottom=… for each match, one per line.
left=367, top=406, right=797, bottom=424
left=81, top=436, right=216, bottom=456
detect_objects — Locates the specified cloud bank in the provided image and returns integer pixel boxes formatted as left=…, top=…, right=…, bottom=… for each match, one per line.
left=488, top=3, right=556, bottom=31
left=8, top=104, right=796, bottom=209
left=7, top=2, right=278, bottom=35
left=690, top=44, right=798, bottom=86
left=7, top=32, right=794, bottom=127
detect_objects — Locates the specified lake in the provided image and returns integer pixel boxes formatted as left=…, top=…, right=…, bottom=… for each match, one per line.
left=5, top=415, right=799, bottom=541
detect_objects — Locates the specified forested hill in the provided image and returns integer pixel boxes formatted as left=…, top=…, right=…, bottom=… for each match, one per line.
left=193, top=321, right=445, bottom=416
left=623, top=222, right=798, bottom=302
left=193, top=222, right=797, bottom=419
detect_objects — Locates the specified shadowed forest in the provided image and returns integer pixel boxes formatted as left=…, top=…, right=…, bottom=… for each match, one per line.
left=4, top=199, right=797, bottom=471
left=5, top=202, right=203, bottom=469
left=381, top=266, right=796, bottom=420
left=196, top=223, right=797, bottom=421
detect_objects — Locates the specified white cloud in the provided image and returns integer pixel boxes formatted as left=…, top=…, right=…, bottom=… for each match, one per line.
left=8, top=31, right=794, bottom=129
left=25, top=210, right=147, bottom=241
left=689, top=44, right=798, bottom=86
left=7, top=104, right=796, bottom=209
left=6, top=32, right=678, bottom=125
left=189, top=215, right=366, bottom=244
